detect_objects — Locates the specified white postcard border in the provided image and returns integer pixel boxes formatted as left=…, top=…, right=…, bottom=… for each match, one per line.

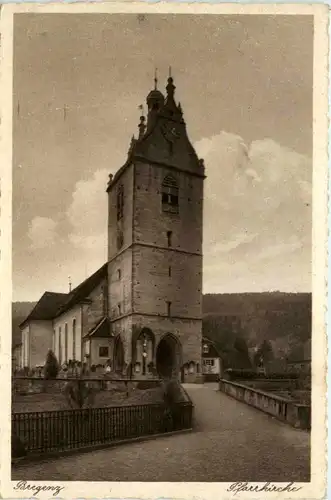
left=0, top=3, right=328, bottom=499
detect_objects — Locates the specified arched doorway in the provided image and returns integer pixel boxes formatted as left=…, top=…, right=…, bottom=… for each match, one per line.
left=113, top=335, right=124, bottom=373
left=156, top=333, right=181, bottom=378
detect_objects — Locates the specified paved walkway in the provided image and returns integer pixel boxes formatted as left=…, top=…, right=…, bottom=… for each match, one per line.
left=12, top=384, right=310, bottom=482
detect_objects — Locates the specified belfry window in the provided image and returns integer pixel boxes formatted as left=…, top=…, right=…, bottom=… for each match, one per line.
left=117, top=184, right=124, bottom=221
left=162, top=175, right=179, bottom=214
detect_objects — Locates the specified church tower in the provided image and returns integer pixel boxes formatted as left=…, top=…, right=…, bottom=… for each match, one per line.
left=107, top=72, right=205, bottom=382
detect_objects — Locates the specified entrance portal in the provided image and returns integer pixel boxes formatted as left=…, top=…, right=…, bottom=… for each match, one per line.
left=156, top=334, right=181, bottom=378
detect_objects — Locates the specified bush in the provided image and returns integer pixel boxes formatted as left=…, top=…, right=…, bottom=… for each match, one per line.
left=64, top=379, right=95, bottom=409
left=162, top=379, right=182, bottom=407
left=44, top=350, right=59, bottom=380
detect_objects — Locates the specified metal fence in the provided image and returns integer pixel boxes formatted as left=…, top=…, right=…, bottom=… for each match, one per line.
left=12, top=401, right=193, bottom=456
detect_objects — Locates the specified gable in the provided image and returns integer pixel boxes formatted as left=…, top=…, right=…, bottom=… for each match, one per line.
left=19, top=292, right=68, bottom=328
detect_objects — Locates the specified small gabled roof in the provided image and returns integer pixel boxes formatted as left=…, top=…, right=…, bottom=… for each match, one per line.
left=85, top=316, right=112, bottom=338
left=56, top=263, right=107, bottom=318
left=19, top=292, right=68, bottom=328
left=202, top=336, right=221, bottom=358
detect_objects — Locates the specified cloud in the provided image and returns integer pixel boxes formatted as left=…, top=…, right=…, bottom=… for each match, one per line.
left=67, top=169, right=108, bottom=248
left=206, top=232, right=258, bottom=255
left=61, top=132, right=311, bottom=294
left=195, top=132, right=311, bottom=292
left=65, top=169, right=108, bottom=283
left=28, top=216, right=58, bottom=249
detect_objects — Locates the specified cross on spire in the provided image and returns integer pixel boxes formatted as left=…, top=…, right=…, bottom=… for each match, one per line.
left=154, top=68, right=158, bottom=90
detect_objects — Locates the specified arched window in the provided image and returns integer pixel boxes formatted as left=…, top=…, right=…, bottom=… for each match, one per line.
left=58, top=327, right=62, bottom=365
left=116, top=184, right=124, bottom=220
left=162, top=175, right=179, bottom=214
left=64, top=323, right=68, bottom=363
left=72, top=319, right=76, bottom=361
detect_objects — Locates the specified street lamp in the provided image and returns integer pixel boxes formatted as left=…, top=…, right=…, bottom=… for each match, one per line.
left=142, top=336, right=147, bottom=375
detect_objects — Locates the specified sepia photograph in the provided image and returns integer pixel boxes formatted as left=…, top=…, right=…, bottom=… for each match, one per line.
left=0, top=3, right=328, bottom=499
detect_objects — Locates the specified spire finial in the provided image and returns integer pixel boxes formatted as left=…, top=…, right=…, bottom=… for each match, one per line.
left=68, top=276, right=72, bottom=293
left=154, top=68, right=158, bottom=90
left=166, top=68, right=175, bottom=98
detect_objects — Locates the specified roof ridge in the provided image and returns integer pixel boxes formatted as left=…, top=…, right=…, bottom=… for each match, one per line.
left=69, top=263, right=107, bottom=294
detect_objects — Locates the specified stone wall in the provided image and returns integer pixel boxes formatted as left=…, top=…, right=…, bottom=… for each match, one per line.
left=242, top=379, right=299, bottom=392
left=84, top=278, right=107, bottom=335
left=108, top=250, right=132, bottom=319
left=108, top=165, right=134, bottom=261
left=132, top=245, right=202, bottom=318
left=132, top=314, right=202, bottom=367
left=219, top=379, right=310, bottom=430
left=112, top=316, right=133, bottom=366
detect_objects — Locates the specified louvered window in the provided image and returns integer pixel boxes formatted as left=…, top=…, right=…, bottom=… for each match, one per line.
left=162, top=175, right=179, bottom=214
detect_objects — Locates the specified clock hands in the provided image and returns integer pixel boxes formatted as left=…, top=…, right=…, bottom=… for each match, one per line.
left=170, top=127, right=180, bottom=138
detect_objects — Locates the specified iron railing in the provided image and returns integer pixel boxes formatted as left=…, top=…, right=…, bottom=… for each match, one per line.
left=12, top=401, right=193, bottom=456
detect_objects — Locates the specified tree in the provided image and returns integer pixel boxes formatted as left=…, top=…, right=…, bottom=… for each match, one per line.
left=233, top=337, right=252, bottom=369
left=254, top=340, right=274, bottom=369
left=44, top=349, right=59, bottom=379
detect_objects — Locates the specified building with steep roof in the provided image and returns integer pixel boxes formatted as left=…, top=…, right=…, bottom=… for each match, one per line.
left=18, top=74, right=205, bottom=382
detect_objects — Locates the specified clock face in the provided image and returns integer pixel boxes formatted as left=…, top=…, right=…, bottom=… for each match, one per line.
left=161, top=123, right=181, bottom=142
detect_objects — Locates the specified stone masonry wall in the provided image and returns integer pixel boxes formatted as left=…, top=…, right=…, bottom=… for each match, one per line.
left=111, top=316, right=133, bottom=365
left=108, top=165, right=134, bottom=261
left=133, top=162, right=203, bottom=254
left=133, top=245, right=202, bottom=318
left=132, top=314, right=202, bottom=366
left=108, top=249, right=132, bottom=319
left=84, top=278, right=107, bottom=335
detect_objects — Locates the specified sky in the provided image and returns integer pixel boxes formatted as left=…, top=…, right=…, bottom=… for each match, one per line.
left=12, top=13, right=313, bottom=301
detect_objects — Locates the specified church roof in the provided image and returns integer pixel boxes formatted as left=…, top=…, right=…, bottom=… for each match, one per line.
left=19, top=292, right=69, bottom=327
left=20, top=263, right=108, bottom=327
left=55, top=263, right=107, bottom=317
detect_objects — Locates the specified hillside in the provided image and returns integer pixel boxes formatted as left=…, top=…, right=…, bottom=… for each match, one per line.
left=202, top=292, right=312, bottom=366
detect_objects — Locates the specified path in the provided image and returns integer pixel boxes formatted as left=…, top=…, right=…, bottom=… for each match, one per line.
left=12, top=383, right=310, bottom=482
